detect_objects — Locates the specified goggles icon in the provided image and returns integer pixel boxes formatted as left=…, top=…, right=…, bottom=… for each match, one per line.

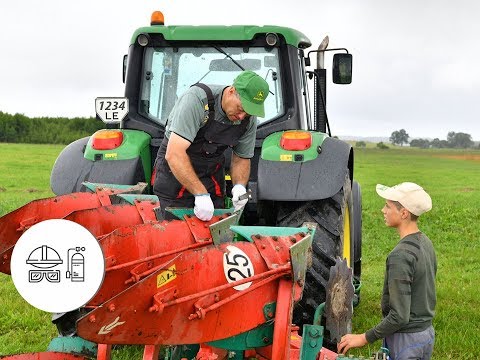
left=28, top=270, right=61, bottom=283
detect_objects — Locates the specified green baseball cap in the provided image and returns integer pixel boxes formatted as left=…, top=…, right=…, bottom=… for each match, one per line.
left=233, top=71, right=269, bottom=118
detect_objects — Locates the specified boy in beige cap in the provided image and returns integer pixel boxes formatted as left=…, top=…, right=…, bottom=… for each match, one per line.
left=338, top=182, right=437, bottom=359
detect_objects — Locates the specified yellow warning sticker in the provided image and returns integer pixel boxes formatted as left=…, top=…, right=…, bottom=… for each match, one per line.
left=104, top=153, right=118, bottom=159
left=280, top=154, right=293, bottom=161
left=156, top=265, right=177, bottom=288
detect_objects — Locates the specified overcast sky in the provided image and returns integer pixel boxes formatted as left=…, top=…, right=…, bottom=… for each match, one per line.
left=1, top=0, right=479, bottom=140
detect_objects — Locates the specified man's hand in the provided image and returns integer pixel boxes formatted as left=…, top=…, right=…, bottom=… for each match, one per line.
left=337, top=333, right=368, bottom=354
left=194, top=194, right=214, bottom=221
left=232, top=184, right=248, bottom=211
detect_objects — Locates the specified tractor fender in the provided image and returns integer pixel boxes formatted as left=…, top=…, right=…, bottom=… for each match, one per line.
left=257, top=137, right=353, bottom=201
left=50, top=137, right=145, bottom=196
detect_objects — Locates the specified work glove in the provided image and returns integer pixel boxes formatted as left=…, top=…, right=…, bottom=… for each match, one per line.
left=194, top=193, right=214, bottom=221
left=232, top=184, right=248, bottom=211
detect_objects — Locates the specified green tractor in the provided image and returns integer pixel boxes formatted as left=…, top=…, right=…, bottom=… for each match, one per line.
left=50, top=11, right=362, bottom=346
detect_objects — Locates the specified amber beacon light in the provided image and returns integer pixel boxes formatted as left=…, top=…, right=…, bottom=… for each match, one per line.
left=151, top=11, right=165, bottom=26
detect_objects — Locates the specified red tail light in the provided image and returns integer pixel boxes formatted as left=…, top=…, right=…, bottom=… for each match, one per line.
left=280, top=131, right=312, bottom=151
left=92, top=130, right=124, bottom=150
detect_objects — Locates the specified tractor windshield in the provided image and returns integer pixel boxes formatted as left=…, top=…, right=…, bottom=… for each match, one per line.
left=139, top=47, right=283, bottom=126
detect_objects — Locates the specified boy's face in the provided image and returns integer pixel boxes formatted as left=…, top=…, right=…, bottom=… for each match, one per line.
left=381, top=200, right=408, bottom=227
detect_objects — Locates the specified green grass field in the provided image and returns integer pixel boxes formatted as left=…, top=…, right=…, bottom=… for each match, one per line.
left=1, top=143, right=479, bottom=359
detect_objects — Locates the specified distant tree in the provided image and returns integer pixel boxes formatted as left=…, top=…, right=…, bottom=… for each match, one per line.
left=355, top=141, right=366, bottom=148
left=410, top=138, right=430, bottom=148
left=390, top=129, right=409, bottom=146
left=447, top=131, right=473, bottom=148
left=377, top=142, right=389, bottom=149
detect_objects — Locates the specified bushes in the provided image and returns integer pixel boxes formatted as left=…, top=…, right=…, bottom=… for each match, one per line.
left=0, top=111, right=104, bottom=144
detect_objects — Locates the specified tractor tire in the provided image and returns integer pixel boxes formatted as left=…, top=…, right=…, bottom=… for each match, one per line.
left=275, top=173, right=361, bottom=337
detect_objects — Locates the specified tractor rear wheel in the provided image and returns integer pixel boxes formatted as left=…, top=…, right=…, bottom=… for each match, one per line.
left=275, top=173, right=360, bottom=337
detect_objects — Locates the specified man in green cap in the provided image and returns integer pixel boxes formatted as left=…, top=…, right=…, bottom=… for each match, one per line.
left=153, top=70, right=269, bottom=221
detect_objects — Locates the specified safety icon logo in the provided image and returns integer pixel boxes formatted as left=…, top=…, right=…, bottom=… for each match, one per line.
left=11, top=219, right=105, bottom=313
left=25, top=245, right=87, bottom=284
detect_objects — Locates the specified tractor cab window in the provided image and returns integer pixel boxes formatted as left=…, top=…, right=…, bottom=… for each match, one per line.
left=139, top=47, right=283, bottom=127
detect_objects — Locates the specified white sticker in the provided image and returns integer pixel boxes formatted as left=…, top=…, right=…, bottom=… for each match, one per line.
left=98, top=316, right=126, bottom=335
left=95, top=97, right=129, bottom=124
left=10, top=219, right=105, bottom=313
left=223, top=245, right=254, bottom=291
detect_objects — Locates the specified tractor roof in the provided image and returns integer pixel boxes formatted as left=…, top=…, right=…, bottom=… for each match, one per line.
left=130, top=25, right=312, bottom=49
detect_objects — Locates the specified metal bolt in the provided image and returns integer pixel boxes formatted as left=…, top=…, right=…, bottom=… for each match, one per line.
left=309, top=328, right=319, bottom=337
left=290, top=237, right=297, bottom=243
left=272, top=236, right=278, bottom=241
left=108, top=304, right=115, bottom=312
left=88, top=315, right=96, bottom=323
left=275, top=246, right=280, bottom=251
left=261, top=244, right=266, bottom=249
left=263, top=337, right=270, bottom=343
left=267, top=311, right=274, bottom=318
left=3, top=254, right=8, bottom=260
left=309, top=339, right=317, bottom=347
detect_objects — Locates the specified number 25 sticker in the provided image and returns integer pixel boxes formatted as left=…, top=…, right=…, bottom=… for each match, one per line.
left=223, top=245, right=254, bottom=291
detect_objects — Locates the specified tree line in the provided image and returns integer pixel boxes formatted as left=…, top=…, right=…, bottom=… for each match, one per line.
left=0, top=111, right=104, bottom=144
left=389, top=129, right=477, bottom=149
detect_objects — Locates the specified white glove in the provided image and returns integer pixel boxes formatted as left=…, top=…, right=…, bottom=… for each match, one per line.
left=194, top=194, right=214, bottom=221
left=232, top=184, right=248, bottom=211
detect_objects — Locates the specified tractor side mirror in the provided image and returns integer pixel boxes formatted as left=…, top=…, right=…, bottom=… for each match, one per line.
left=332, top=53, right=352, bottom=84
left=123, top=55, right=128, bottom=83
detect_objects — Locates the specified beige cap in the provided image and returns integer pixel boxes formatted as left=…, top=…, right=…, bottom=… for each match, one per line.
left=376, top=182, right=432, bottom=216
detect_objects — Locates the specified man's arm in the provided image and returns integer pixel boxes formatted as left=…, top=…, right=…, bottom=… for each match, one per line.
left=165, top=132, right=208, bottom=195
left=230, top=152, right=251, bottom=186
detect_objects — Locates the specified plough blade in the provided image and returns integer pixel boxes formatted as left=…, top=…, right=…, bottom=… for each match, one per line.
left=63, top=200, right=159, bottom=239
left=91, top=214, right=228, bottom=305
left=0, top=192, right=112, bottom=274
left=0, top=192, right=159, bottom=274
left=0, top=352, right=89, bottom=360
left=77, top=234, right=307, bottom=345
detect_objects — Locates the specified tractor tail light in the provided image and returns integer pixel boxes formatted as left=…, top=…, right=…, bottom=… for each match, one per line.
left=92, top=130, right=124, bottom=150
left=280, top=131, right=312, bottom=151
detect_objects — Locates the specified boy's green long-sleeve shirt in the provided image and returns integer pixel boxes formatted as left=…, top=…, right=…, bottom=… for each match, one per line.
left=365, top=231, right=437, bottom=343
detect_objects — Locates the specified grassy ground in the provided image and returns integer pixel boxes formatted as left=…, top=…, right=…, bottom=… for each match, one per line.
left=1, top=143, right=479, bottom=358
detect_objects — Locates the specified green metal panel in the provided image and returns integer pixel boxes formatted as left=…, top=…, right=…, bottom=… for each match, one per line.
left=131, top=25, right=311, bottom=48
left=47, top=336, right=97, bottom=357
left=261, top=131, right=329, bottom=162
left=207, top=322, right=274, bottom=350
left=230, top=225, right=310, bottom=241
left=299, top=325, right=324, bottom=360
left=165, top=207, right=235, bottom=219
left=82, top=182, right=144, bottom=193
left=115, top=194, right=159, bottom=205
left=84, top=129, right=152, bottom=184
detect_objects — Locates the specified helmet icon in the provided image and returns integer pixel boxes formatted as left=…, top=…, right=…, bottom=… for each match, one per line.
left=26, top=245, right=63, bottom=269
